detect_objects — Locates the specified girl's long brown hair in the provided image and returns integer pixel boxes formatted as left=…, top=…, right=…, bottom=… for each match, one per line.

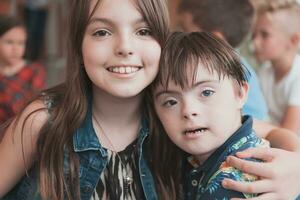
left=9, top=0, right=170, bottom=199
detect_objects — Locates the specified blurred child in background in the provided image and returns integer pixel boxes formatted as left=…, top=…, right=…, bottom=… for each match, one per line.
left=0, top=15, right=45, bottom=125
left=253, top=1, right=300, bottom=133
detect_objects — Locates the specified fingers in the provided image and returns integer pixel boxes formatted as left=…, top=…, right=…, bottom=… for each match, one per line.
left=235, top=148, right=275, bottom=162
left=231, top=193, right=278, bottom=200
left=222, top=178, right=273, bottom=194
left=226, top=156, right=274, bottom=178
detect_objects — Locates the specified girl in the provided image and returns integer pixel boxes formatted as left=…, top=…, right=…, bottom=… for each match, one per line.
left=0, top=0, right=300, bottom=200
left=0, top=15, right=45, bottom=125
left=0, top=0, right=169, bottom=199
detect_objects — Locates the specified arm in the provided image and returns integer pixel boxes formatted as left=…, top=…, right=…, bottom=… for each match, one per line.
left=281, top=106, right=300, bottom=133
left=0, top=100, right=48, bottom=197
left=253, top=118, right=300, bottom=152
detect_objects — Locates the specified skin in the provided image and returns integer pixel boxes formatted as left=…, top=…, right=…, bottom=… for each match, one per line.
left=0, top=26, right=26, bottom=76
left=154, top=63, right=248, bottom=164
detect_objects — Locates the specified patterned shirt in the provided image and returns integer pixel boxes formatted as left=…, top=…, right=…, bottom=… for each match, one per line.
left=91, top=139, right=145, bottom=200
left=0, top=62, right=45, bottom=124
left=184, top=116, right=270, bottom=200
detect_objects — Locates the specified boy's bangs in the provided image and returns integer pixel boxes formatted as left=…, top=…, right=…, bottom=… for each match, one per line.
left=156, top=32, right=247, bottom=90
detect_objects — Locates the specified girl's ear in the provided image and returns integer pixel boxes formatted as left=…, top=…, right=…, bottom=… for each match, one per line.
left=236, top=82, right=249, bottom=109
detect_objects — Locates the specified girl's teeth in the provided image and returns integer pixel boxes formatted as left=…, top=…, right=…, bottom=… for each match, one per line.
left=109, top=66, right=139, bottom=74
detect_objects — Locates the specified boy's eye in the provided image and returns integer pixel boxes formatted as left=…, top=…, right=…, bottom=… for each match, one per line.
left=201, top=89, right=215, bottom=97
left=137, top=28, right=152, bottom=36
left=163, top=99, right=177, bottom=107
left=92, top=29, right=111, bottom=37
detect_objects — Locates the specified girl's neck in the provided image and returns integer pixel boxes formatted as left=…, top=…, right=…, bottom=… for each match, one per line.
left=271, top=51, right=296, bottom=82
left=92, top=86, right=143, bottom=151
left=0, top=59, right=25, bottom=76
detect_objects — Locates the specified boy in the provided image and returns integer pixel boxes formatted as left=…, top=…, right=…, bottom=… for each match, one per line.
left=253, top=1, right=300, bottom=133
left=152, top=31, right=269, bottom=199
left=177, top=0, right=268, bottom=120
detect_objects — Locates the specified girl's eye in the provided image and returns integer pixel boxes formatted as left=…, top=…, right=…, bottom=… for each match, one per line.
left=92, top=30, right=111, bottom=37
left=163, top=99, right=177, bottom=107
left=201, top=89, right=215, bottom=97
left=137, top=28, right=152, bottom=36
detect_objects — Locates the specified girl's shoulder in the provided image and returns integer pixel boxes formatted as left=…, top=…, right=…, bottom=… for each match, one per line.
left=14, top=99, right=49, bottom=137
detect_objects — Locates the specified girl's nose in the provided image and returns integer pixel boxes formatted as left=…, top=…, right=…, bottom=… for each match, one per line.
left=115, top=35, right=134, bottom=57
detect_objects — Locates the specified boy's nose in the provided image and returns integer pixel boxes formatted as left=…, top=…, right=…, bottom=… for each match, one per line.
left=182, top=103, right=199, bottom=120
left=183, top=112, right=198, bottom=120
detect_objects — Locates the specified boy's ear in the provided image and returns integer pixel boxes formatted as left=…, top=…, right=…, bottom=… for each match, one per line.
left=236, top=82, right=249, bottom=109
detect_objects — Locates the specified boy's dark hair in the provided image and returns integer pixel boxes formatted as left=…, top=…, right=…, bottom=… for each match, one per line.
left=0, top=15, right=25, bottom=37
left=178, top=0, right=254, bottom=47
left=153, top=31, right=249, bottom=90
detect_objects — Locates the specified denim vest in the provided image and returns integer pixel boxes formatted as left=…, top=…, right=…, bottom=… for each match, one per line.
left=2, top=98, right=157, bottom=200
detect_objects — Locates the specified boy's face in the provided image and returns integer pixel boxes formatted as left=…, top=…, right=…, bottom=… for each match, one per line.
left=0, top=27, right=26, bottom=66
left=154, top=63, right=248, bottom=163
left=253, top=13, right=294, bottom=63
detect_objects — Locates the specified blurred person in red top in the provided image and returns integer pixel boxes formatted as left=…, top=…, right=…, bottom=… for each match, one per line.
left=0, top=15, right=45, bottom=125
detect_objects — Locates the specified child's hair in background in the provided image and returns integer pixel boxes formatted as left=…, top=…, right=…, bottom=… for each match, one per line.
left=178, top=0, right=254, bottom=48
left=0, top=15, right=25, bottom=37
left=256, top=0, right=300, bottom=37
left=147, top=31, right=249, bottom=199
left=6, top=0, right=169, bottom=199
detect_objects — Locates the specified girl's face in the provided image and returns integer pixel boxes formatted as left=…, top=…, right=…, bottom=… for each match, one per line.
left=0, top=26, right=26, bottom=66
left=252, top=13, right=293, bottom=63
left=82, top=0, right=161, bottom=98
left=154, top=63, right=248, bottom=163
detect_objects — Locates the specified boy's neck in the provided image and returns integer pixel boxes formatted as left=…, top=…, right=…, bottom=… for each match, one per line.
left=0, top=59, right=25, bottom=76
left=271, top=50, right=297, bottom=82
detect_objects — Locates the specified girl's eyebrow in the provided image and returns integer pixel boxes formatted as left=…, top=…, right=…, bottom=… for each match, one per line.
left=88, top=17, right=146, bottom=26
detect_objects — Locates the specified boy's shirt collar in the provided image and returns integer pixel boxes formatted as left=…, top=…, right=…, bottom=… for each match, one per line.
left=187, top=115, right=253, bottom=171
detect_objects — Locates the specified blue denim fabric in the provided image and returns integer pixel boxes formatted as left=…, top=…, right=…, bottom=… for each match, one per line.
left=1, top=97, right=157, bottom=200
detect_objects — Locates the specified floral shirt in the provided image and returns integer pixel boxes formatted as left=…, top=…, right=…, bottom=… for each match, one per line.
left=184, top=116, right=269, bottom=200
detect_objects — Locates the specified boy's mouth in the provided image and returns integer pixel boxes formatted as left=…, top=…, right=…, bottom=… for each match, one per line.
left=184, top=128, right=208, bottom=136
left=107, top=66, right=141, bottom=74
